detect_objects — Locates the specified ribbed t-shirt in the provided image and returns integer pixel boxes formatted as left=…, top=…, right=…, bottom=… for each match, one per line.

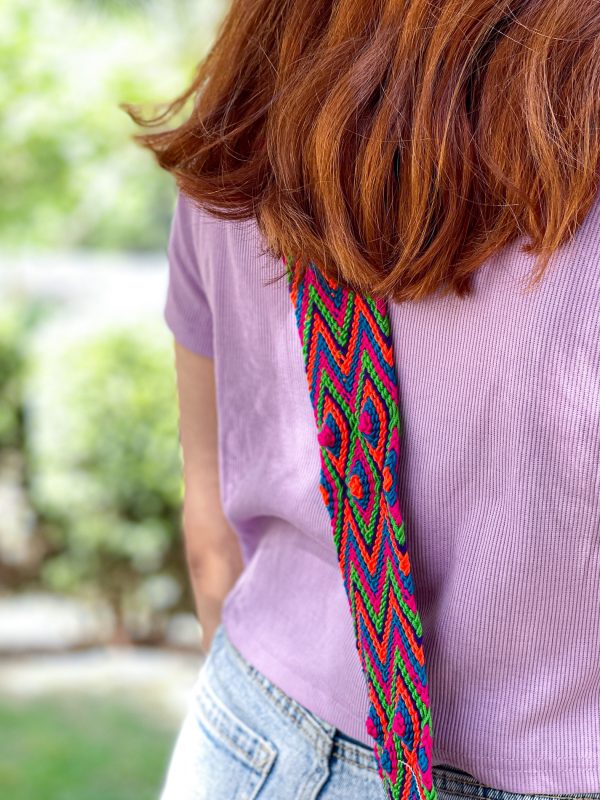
left=164, top=190, right=600, bottom=795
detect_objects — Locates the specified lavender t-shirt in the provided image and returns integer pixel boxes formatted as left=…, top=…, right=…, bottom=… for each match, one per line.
left=164, top=191, right=600, bottom=794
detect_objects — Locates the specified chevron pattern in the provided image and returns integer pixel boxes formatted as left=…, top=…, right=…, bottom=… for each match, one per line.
left=285, top=256, right=437, bottom=800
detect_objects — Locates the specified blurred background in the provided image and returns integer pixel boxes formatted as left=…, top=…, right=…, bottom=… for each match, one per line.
left=0, top=1, right=226, bottom=797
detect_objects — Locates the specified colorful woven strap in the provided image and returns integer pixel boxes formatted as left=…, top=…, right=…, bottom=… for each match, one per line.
left=285, top=256, right=437, bottom=800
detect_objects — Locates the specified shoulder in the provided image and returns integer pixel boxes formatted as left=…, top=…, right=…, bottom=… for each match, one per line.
left=175, top=192, right=266, bottom=261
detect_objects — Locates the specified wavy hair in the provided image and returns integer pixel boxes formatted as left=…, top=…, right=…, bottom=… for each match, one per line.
left=125, top=0, right=600, bottom=301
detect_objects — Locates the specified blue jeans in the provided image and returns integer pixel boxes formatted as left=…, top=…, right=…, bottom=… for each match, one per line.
left=159, top=624, right=599, bottom=800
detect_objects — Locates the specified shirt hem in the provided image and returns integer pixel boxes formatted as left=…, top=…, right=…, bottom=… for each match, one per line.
left=221, top=615, right=372, bottom=748
left=164, top=304, right=214, bottom=359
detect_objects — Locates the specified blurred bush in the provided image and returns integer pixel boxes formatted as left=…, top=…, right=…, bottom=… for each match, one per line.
left=0, top=299, right=51, bottom=587
left=1, top=0, right=223, bottom=251
left=0, top=0, right=224, bottom=643
left=27, top=324, right=190, bottom=641
left=0, top=306, right=31, bottom=451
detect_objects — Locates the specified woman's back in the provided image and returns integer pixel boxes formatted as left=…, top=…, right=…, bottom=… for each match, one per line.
left=165, top=189, right=600, bottom=795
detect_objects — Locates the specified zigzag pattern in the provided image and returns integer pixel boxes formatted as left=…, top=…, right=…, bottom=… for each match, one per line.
left=286, top=257, right=438, bottom=800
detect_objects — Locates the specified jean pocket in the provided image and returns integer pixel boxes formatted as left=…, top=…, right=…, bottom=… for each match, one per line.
left=193, top=679, right=277, bottom=800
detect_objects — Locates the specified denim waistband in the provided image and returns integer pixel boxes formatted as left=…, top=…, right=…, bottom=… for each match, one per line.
left=211, top=626, right=600, bottom=800
left=431, top=763, right=600, bottom=800
left=208, top=624, right=380, bottom=773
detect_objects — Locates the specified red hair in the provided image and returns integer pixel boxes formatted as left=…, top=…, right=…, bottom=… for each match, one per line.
left=126, top=0, right=600, bottom=301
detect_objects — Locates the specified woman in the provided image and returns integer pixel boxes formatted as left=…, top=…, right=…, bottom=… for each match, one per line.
left=127, top=1, right=600, bottom=798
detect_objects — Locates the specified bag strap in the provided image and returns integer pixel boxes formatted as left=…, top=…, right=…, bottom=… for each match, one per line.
left=285, top=256, right=437, bottom=800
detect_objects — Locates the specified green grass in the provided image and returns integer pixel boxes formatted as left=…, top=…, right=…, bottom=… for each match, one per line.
left=0, top=692, right=178, bottom=800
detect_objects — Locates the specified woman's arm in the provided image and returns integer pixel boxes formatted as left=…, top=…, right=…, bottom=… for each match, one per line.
left=174, top=340, right=244, bottom=653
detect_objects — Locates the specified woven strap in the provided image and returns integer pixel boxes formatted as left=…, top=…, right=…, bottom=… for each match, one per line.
left=286, top=257, right=437, bottom=800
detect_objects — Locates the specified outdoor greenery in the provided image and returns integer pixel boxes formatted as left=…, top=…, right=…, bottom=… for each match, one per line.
left=0, top=300, right=192, bottom=637
left=0, top=693, right=177, bottom=799
left=0, top=300, right=52, bottom=451
left=1, top=0, right=224, bottom=251
left=0, top=306, right=31, bottom=451
left=0, top=0, right=231, bottom=638
left=28, top=324, right=191, bottom=639
left=0, top=299, right=54, bottom=590
left=0, top=1, right=221, bottom=796
left=0, top=0, right=228, bottom=629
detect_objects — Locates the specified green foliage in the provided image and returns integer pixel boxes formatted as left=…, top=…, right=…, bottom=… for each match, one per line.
left=0, top=301, right=47, bottom=450
left=0, top=0, right=223, bottom=250
left=0, top=693, right=176, bottom=799
left=0, top=311, right=28, bottom=450
left=28, top=324, right=188, bottom=632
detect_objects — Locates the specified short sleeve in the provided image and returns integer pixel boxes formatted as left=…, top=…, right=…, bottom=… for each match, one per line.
left=163, top=192, right=214, bottom=358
